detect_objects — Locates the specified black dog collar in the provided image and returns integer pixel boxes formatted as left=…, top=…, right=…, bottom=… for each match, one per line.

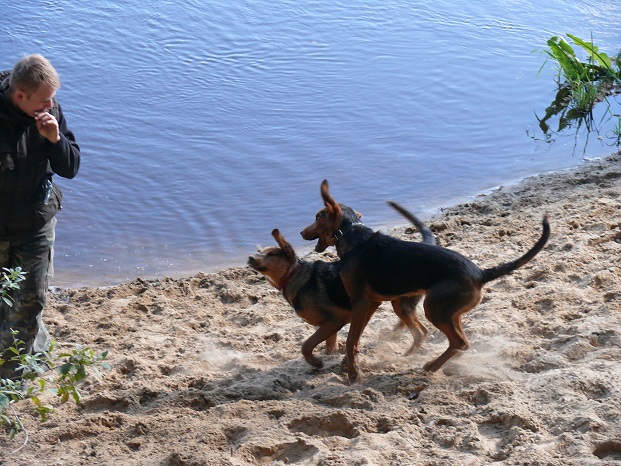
left=333, top=221, right=363, bottom=241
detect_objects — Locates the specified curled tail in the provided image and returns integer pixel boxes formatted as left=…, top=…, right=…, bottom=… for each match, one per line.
left=387, top=201, right=436, bottom=245
left=481, top=215, right=550, bottom=284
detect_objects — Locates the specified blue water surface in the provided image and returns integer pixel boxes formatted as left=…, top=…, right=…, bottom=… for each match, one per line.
left=2, top=0, right=620, bottom=286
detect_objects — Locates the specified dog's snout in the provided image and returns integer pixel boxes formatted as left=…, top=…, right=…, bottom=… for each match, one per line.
left=300, top=228, right=317, bottom=240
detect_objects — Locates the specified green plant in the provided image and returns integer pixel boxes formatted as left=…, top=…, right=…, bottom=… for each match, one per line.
left=1, top=267, right=27, bottom=307
left=536, top=34, right=621, bottom=147
left=54, top=344, right=110, bottom=405
left=0, top=268, right=110, bottom=449
left=542, top=34, right=618, bottom=85
left=1, top=333, right=111, bottom=445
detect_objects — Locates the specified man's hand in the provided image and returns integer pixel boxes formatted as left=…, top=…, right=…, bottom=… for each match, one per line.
left=34, top=111, right=60, bottom=143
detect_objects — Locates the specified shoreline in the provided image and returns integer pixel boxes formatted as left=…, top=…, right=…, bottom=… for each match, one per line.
left=53, top=151, right=620, bottom=290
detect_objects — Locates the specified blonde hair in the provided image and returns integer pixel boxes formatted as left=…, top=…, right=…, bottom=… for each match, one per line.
left=9, top=54, right=61, bottom=95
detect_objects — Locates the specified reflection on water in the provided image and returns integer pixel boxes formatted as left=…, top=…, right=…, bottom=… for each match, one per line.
left=533, top=83, right=621, bottom=156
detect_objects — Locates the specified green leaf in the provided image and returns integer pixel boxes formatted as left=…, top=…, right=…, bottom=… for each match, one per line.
left=554, top=36, right=576, bottom=56
left=72, top=388, right=82, bottom=405
left=58, top=362, right=72, bottom=375
left=75, top=365, right=87, bottom=382
left=568, top=34, right=613, bottom=70
left=0, top=392, right=9, bottom=409
left=546, top=37, right=584, bottom=82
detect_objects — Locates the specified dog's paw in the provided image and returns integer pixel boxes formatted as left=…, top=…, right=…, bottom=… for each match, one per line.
left=347, top=368, right=360, bottom=384
left=305, top=356, right=324, bottom=369
left=404, top=342, right=423, bottom=357
left=422, top=359, right=439, bottom=372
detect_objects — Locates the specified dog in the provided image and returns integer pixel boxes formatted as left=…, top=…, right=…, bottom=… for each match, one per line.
left=301, top=180, right=550, bottom=382
left=248, top=202, right=435, bottom=369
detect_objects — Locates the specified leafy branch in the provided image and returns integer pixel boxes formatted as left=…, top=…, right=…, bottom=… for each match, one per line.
left=1, top=267, right=26, bottom=307
left=1, top=268, right=111, bottom=449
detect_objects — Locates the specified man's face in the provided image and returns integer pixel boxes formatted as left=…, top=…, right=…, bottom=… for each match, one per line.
left=13, top=83, right=56, bottom=117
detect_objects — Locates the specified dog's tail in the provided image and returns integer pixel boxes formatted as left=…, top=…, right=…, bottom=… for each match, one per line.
left=480, top=215, right=550, bottom=284
left=387, top=201, right=436, bottom=245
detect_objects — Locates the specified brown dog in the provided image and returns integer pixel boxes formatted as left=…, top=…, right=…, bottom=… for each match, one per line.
left=248, top=203, right=435, bottom=369
left=301, top=180, right=550, bottom=382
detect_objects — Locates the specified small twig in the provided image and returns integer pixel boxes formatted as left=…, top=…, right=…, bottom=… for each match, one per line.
left=9, top=405, right=29, bottom=454
left=53, top=341, right=84, bottom=347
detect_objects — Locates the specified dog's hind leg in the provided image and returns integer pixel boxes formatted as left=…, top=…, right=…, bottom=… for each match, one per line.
left=325, top=333, right=338, bottom=354
left=302, top=320, right=346, bottom=368
left=391, top=296, right=428, bottom=355
left=421, top=284, right=480, bottom=372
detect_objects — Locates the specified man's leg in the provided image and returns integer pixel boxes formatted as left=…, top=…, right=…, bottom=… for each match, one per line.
left=2, top=218, right=55, bottom=358
left=34, top=217, right=55, bottom=353
left=0, top=238, right=14, bottom=377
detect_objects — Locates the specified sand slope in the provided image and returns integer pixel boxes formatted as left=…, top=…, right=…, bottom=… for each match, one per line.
left=1, top=153, right=620, bottom=466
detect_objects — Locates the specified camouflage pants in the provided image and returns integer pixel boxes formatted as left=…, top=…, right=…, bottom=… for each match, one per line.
left=0, top=217, right=55, bottom=378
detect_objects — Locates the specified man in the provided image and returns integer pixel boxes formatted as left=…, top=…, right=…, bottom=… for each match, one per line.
left=0, top=54, right=80, bottom=379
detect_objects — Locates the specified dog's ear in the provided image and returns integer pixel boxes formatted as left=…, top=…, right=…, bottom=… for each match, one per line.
left=320, top=179, right=330, bottom=201
left=320, top=179, right=341, bottom=217
left=272, top=229, right=295, bottom=259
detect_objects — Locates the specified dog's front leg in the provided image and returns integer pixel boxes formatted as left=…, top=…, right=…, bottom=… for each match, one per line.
left=345, top=301, right=380, bottom=383
left=302, top=320, right=346, bottom=368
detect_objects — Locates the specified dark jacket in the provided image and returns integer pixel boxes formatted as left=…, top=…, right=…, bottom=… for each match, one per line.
left=0, top=71, right=80, bottom=239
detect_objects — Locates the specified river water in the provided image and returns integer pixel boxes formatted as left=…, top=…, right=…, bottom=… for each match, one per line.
left=2, top=0, right=620, bottom=286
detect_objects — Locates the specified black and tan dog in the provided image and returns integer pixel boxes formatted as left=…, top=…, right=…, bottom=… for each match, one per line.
left=248, top=203, right=435, bottom=369
left=301, top=180, right=550, bottom=382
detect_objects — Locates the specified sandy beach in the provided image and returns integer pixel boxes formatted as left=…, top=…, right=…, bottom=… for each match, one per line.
left=1, top=152, right=620, bottom=466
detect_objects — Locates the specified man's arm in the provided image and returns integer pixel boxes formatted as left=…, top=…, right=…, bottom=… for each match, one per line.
left=45, top=103, right=80, bottom=179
